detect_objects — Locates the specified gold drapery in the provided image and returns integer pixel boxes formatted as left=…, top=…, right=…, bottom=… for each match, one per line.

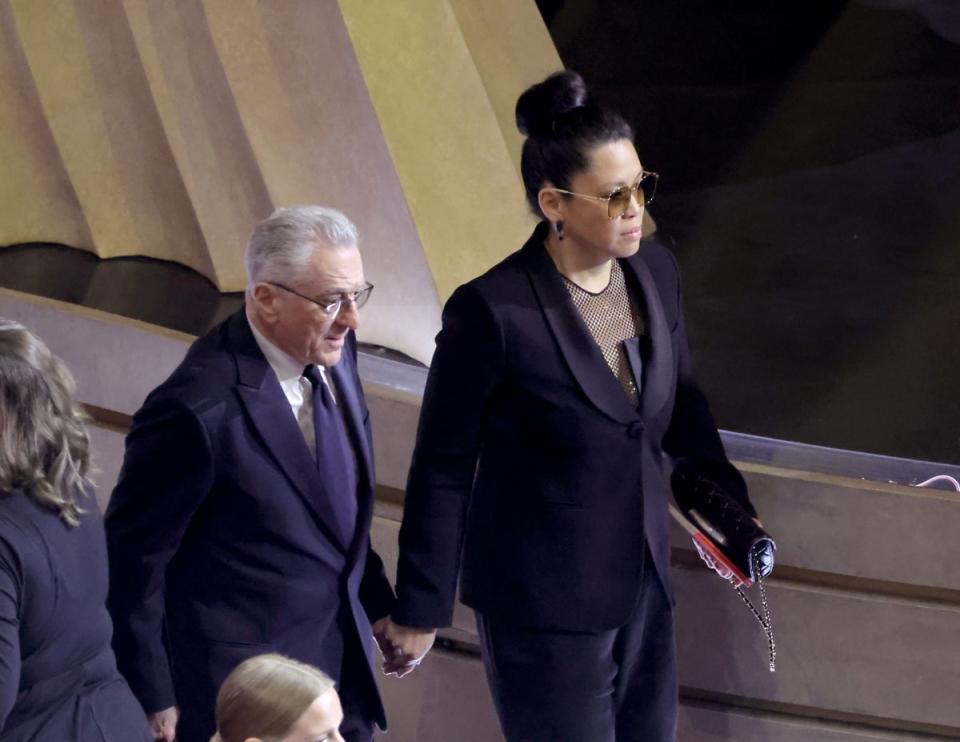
left=0, top=0, right=560, bottom=362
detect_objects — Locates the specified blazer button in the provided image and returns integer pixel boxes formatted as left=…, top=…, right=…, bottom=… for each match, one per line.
left=627, top=421, right=645, bottom=438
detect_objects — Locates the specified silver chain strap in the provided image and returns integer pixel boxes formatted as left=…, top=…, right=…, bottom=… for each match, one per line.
left=733, top=549, right=776, bottom=672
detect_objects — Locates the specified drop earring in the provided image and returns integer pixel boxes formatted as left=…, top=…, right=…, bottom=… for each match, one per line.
left=556, top=220, right=564, bottom=241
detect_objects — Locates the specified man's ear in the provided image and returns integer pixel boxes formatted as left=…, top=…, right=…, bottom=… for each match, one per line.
left=250, top=283, right=279, bottom=325
left=538, top=185, right=565, bottom=224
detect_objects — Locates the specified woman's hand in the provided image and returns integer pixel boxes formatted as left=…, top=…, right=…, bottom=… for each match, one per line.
left=147, top=706, right=178, bottom=741
left=373, top=617, right=436, bottom=678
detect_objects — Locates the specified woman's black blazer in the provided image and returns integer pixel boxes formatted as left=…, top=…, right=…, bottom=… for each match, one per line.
left=394, top=222, right=753, bottom=632
left=0, top=491, right=150, bottom=741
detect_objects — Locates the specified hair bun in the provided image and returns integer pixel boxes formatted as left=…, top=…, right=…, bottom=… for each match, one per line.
left=515, top=70, right=590, bottom=138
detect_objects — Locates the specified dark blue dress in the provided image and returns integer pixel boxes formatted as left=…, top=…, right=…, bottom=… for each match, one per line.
left=0, top=489, right=150, bottom=741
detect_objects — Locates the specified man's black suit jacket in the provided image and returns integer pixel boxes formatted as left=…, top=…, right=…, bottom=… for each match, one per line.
left=394, top=222, right=754, bottom=632
left=105, top=310, right=394, bottom=736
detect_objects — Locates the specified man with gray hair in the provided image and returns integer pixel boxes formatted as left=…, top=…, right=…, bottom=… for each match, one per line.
left=106, top=206, right=395, bottom=742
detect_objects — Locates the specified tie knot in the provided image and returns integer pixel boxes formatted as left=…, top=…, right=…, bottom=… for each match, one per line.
left=302, top=364, right=324, bottom=389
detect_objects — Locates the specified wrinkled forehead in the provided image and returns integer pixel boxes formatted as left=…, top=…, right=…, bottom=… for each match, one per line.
left=295, top=243, right=365, bottom=293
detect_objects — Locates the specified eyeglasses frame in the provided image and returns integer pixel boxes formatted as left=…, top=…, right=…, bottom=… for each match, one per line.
left=548, top=170, right=659, bottom=219
left=266, top=281, right=374, bottom=317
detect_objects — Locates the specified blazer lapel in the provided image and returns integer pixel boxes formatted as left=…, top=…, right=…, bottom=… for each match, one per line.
left=329, top=359, right=373, bottom=489
left=623, top=249, right=674, bottom=422
left=522, top=226, right=637, bottom=424
left=623, top=335, right=646, bottom=402
left=329, top=351, right=376, bottom=555
left=228, top=314, right=350, bottom=553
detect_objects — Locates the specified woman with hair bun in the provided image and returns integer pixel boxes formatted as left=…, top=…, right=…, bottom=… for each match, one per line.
left=383, top=71, right=771, bottom=740
left=0, top=321, right=150, bottom=741
left=211, top=654, right=343, bottom=742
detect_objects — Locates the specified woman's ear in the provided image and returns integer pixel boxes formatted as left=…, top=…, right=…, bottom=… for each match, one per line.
left=538, top=185, right=565, bottom=224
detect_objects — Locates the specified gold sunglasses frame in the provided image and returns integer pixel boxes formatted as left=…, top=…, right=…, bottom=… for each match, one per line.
left=549, top=171, right=659, bottom=219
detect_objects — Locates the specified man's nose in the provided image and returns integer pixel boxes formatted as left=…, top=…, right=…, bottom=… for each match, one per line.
left=334, top=299, right=361, bottom=330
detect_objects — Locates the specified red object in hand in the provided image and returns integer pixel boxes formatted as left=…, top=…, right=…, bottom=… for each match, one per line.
left=692, top=531, right=753, bottom=588
left=670, top=502, right=754, bottom=588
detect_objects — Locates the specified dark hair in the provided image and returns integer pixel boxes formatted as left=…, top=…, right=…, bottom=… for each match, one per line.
left=515, top=70, right=634, bottom=218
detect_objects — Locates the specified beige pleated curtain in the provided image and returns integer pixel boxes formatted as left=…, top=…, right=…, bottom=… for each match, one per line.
left=0, top=0, right=560, bottom=363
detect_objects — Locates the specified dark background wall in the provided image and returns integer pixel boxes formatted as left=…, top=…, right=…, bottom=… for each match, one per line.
left=538, top=0, right=960, bottom=463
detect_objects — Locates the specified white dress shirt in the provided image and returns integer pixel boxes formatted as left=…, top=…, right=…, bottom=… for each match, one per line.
left=247, top=314, right=335, bottom=457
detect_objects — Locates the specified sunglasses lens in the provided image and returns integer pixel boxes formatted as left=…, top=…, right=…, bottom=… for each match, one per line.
left=608, top=188, right=632, bottom=218
left=604, top=173, right=659, bottom=217
left=642, top=173, right=658, bottom=205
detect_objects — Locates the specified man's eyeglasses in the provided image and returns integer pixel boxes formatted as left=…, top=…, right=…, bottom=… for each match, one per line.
left=549, top=171, right=659, bottom=219
left=267, top=281, right=374, bottom=317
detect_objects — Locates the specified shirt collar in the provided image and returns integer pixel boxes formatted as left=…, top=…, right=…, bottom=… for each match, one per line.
left=246, top=310, right=310, bottom=384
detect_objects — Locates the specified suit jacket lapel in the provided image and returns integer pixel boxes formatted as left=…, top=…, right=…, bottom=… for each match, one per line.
left=522, top=226, right=637, bottom=424
left=329, top=358, right=373, bottom=489
left=227, top=313, right=350, bottom=553
left=623, top=249, right=674, bottom=422
left=623, top=335, right=646, bottom=402
left=329, top=351, right=376, bottom=555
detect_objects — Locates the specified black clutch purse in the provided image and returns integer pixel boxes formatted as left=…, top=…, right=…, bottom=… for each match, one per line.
left=670, top=465, right=775, bottom=586
left=670, top=465, right=778, bottom=671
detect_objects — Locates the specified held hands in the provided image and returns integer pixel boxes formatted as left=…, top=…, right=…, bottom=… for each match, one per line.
left=147, top=706, right=178, bottom=742
left=372, top=616, right=436, bottom=678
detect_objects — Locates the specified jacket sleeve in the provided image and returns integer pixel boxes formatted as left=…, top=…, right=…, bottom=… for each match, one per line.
left=105, top=396, right=215, bottom=713
left=359, top=544, right=395, bottom=623
left=392, top=284, right=506, bottom=628
left=659, top=249, right=756, bottom=515
left=0, top=536, right=21, bottom=730
left=342, top=332, right=396, bottom=624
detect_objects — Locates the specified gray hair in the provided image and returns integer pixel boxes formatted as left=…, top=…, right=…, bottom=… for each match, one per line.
left=0, top=320, right=93, bottom=527
left=245, top=206, right=359, bottom=289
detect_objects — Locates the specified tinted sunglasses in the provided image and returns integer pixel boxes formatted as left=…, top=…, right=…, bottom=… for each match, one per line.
left=550, top=170, right=659, bottom=219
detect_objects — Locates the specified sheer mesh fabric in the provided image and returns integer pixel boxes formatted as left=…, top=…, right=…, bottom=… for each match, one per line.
left=562, top=259, right=644, bottom=405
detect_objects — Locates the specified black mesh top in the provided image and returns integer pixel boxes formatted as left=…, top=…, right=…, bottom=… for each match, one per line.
left=562, top=259, right=644, bottom=405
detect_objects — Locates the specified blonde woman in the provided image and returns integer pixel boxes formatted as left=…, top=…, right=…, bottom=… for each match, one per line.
left=212, top=654, right=344, bottom=742
left=0, top=320, right=150, bottom=740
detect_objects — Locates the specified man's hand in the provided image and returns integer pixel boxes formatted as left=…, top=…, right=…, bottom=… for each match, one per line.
left=372, top=616, right=436, bottom=678
left=147, top=707, right=179, bottom=742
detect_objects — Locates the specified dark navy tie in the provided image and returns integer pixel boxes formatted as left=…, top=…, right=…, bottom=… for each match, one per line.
left=303, top=365, right=358, bottom=544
